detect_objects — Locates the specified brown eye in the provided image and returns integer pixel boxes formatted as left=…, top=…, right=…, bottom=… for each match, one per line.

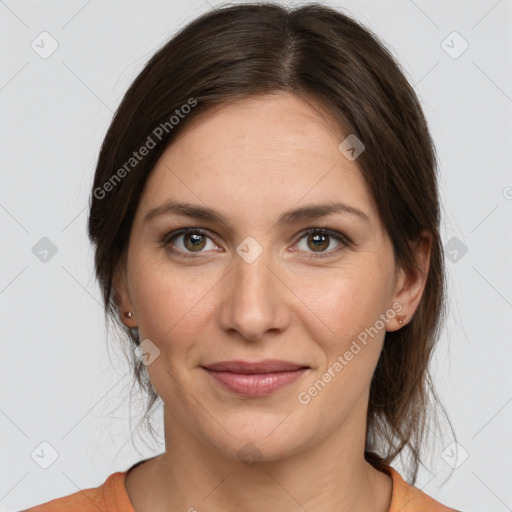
left=307, top=232, right=330, bottom=252
left=183, top=232, right=206, bottom=252
left=162, top=227, right=349, bottom=260
left=295, top=228, right=349, bottom=257
left=164, top=229, right=216, bottom=257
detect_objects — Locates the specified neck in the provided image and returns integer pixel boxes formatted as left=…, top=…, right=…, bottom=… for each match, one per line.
left=138, top=402, right=392, bottom=512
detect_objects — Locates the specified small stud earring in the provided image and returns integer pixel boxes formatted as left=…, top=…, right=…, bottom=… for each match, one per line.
left=126, top=312, right=133, bottom=319
left=397, top=315, right=404, bottom=325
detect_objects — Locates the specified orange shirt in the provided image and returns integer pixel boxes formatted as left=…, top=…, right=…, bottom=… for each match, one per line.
left=23, top=463, right=459, bottom=511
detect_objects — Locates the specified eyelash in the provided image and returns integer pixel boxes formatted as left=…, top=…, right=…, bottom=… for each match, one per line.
left=160, top=227, right=351, bottom=259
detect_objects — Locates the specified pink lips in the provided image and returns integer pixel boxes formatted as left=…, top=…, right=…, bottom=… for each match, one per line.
left=202, top=360, right=309, bottom=396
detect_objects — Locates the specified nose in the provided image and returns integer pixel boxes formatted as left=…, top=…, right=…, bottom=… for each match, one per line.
left=218, top=247, right=291, bottom=342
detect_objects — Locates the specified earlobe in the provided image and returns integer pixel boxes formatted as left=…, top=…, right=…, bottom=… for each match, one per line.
left=112, top=269, right=137, bottom=328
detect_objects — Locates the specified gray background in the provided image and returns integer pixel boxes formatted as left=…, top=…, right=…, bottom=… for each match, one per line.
left=1, top=1, right=511, bottom=511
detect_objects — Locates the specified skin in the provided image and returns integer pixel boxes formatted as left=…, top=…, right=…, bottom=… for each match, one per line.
left=114, top=92, right=432, bottom=512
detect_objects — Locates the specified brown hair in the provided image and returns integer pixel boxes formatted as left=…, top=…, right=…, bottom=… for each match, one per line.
left=88, top=2, right=453, bottom=484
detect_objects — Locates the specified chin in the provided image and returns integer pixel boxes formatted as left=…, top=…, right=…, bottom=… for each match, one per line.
left=199, top=413, right=315, bottom=464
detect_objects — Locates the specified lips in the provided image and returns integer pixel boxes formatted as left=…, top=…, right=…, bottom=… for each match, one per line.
left=203, top=360, right=309, bottom=374
left=202, top=360, right=310, bottom=396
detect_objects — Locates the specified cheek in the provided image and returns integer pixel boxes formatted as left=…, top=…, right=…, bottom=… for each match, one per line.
left=291, top=263, right=390, bottom=405
left=291, top=262, right=390, bottom=346
left=297, top=276, right=387, bottom=414
left=128, top=264, right=218, bottom=413
left=130, top=259, right=218, bottom=349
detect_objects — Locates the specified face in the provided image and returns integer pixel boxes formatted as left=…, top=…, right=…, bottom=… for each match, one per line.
left=115, top=93, right=429, bottom=462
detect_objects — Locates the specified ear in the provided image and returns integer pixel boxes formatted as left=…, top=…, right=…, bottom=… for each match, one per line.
left=112, top=258, right=137, bottom=329
left=386, top=229, right=432, bottom=332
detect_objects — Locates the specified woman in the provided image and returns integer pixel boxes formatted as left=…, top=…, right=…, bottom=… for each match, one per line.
left=24, top=2, right=462, bottom=511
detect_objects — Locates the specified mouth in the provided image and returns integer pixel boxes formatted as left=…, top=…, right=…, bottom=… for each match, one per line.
left=201, top=360, right=310, bottom=396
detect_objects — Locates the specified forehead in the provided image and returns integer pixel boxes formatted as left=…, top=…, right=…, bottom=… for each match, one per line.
left=138, top=93, right=378, bottom=228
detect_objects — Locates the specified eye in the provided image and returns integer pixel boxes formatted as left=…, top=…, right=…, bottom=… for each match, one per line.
left=293, top=228, right=350, bottom=258
left=161, top=227, right=351, bottom=259
left=163, top=228, right=217, bottom=257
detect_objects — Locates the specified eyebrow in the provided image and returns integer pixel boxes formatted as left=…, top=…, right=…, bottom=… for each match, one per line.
left=144, top=199, right=370, bottom=229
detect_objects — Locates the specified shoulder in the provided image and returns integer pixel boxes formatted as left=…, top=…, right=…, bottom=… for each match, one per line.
left=22, top=471, right=133, bottom=512
left=384, top=465, right=462, bottom=512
